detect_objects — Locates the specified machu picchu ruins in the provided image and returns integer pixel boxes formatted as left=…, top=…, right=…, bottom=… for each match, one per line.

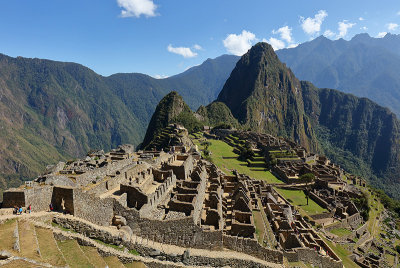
left=1, top=122, right=397, bottom=268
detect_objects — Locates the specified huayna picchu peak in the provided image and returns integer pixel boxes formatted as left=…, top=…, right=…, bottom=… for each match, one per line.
left=217, top=42, right=317, bottom=152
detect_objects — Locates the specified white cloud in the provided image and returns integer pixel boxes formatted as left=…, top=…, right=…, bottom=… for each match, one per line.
left=167, top=45, right=198, bottom=58
left=265, top=37, right=285, bottom=50
left=359, top=17, right=364, bottom=21
left=300, top=10, right=328, bottom=35
left=287, top=43, right=299, bottom=48
left=377, top=32, right=387, bottom=38
left=223, top=30, right=257, bottom=56
left=117, top=0, right=157, bottom=18
left=387, top=23, right=399, bottom=31
left=337, top=20, right=356, bottom=38
left=361, top=26, right=368, bottom=31
left=193, top=44, right=203, bottom=50
left=153, top=74, right=169, bottom=79
left=272, top=26, right=293, bottom=43
left=323, top=30, right=335, bottom=38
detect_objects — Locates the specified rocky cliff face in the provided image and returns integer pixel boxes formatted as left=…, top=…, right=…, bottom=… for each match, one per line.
left=217, top=42, right=317, bottom=151
left=302, top=82, right=400, bottom=189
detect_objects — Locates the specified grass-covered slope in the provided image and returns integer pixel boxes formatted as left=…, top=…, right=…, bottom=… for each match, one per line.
left=196, top=101, right=239, bottom=128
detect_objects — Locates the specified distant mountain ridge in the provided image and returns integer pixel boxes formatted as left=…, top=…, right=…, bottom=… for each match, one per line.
left=276, top=33, right=400, bottom=116
left=0, top=52, right=238, bottom=195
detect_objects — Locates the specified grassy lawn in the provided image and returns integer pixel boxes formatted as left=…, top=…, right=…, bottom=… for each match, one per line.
left=18, top=220, right=41, bottom=261
left=80, top=246, right=108, bottom=267
left=0, top=219, right=17, bottom=252
left=36, top=227, right=66, bottom=266
left=1, top=259, right=41, bottom=268
left=322, top=237, right=359, bottom=268
left=253, top=210, right=266, bottom=245
left=197, top=139, right=283, bottom=184
left=329, top=228, right=352, bottom=237
left=275, top=188, right=327, bottom=215
left=124, top=262, right=148, bottom=268
left=103, top=255, right=125, bottom=268
left=57, top=239, right=94, bottom=267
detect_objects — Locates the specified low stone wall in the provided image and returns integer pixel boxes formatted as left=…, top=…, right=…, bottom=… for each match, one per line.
left=284, top=248, right=342, bottom=268
left=222, top=234, right=283, bottom=263
left=309, top=192, right=330, bottom=210
left=310, top=211, right=334, bottom=221
left=355, top=231, right=371, bottom=247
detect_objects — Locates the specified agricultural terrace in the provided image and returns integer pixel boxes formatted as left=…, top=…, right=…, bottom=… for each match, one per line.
left=275, top=188, right=328, bottom=216
left=194, top=138, right=283, bottom=184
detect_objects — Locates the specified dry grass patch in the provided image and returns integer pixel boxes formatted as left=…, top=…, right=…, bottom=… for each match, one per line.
left=0, top=219, right=17, bottom=252
left=80, top=245, right=108, bottom=267
left=18, top=220, right=41, bottom=261
left=124, top=261, right=147, bottom=268
left=57, top=239, right=94, bottom=267
left=1, top=259, right=39, bottom=268
left=103, top=255, right=125, bottom=268
left=35, top=227, right=66, bottom=266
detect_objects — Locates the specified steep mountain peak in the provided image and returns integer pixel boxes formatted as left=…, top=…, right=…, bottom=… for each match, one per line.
left=141, top=91, right=201, bottom=149
left=351, top=32, right=371, bottom=42
left=217, top=42, right=316, bottom=150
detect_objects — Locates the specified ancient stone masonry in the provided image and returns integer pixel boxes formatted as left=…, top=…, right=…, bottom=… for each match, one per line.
left=2, top=126, right=356, bottom=267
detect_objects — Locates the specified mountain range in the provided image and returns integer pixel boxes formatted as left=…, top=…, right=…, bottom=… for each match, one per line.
left=0, top=53, right=237, bottom=194
left=145, top=42, right=400, bottom=199
left=3, top=33, right=400, bottom=199
left=277, top=33, right=400, bottom=117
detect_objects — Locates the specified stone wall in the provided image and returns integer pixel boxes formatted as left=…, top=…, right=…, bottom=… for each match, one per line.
left=309, top=192, right=330, bottom=209
left=76, top=158, right=134, bottom=187
left=284, top=248, right=342, bottom=268
left=113, top=201, right=223, bottom=249
left=2, top=191, right=25, bottom=208
left=51, top=187, right=74, bottom=214
left=25, top=186, right=53, bottom=212
left=310, top=211, right=334, bottom=221
left=73, top=189, right=114, bottom=226
left=222, top=234, right=283, bottom=263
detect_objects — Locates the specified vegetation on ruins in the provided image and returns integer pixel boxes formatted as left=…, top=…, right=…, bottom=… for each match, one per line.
left=238, top=142, right=255, bottom=161
left=352, top=191, right=370, bottom=221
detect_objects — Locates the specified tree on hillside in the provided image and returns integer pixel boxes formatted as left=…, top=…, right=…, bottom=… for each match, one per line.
left=238, top=142, right=255, bottom=161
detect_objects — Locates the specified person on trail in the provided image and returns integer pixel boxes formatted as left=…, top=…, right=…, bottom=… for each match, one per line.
left=19, top=207, right=23, bottom=215
left=49, top=203, right=53, bottom=212
left=28, top=204, right=31, bottom=214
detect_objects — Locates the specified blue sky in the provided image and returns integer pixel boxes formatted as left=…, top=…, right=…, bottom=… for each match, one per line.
left=0, top=0, right=399, bottom=77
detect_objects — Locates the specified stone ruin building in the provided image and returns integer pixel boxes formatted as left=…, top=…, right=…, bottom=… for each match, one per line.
left=0, top=126, right=351, bottom=267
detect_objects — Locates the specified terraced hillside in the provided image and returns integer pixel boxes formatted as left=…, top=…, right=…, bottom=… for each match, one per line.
left=0, top=216, right=146, bottom=268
